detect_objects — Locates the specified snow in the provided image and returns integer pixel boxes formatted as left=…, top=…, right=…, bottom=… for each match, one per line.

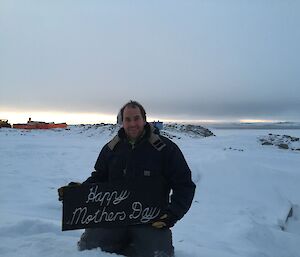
left=1, top=126, right=300, bottom=257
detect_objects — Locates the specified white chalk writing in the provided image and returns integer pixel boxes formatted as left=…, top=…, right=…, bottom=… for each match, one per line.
left=129, top=202, right=161, bottom=223
left=85, top=185, right=130, bottom=206
left=70, top=206, right=126, bottom=225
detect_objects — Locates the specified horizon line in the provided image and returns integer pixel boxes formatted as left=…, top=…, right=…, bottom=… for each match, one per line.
left=1, top=111, right=299, bottom=125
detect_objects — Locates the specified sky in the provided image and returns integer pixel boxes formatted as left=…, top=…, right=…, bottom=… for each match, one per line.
left=1, top=0, right=300, bottom=124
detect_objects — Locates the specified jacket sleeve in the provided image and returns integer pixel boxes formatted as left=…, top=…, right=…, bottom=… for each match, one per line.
left=82, top=145, right=109, bottom=184
left=164, top=142, right=196, bottom=220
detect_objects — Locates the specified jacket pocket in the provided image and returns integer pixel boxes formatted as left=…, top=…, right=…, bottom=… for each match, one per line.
left=135, top=166, right=161, bottom=178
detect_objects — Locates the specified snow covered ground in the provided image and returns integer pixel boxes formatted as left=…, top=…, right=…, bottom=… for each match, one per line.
left=1, top=125, right=300, bottom=257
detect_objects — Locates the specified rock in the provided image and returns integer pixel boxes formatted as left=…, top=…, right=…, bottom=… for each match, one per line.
left=278, top=143, right=289, bottom=149
left=163, top=123, right=215, bottom=138
left=262, top=141, right=273, bottom=145
left=184, top=124, right=215, bottom=137
left=259, top=133, right=300, bottom=152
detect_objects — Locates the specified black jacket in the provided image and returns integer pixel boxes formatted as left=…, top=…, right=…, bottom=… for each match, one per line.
left=84, top=123, right=196, bottom=221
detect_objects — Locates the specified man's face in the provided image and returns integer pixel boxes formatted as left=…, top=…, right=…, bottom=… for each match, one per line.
left=122, top=106, right=145, bottom=141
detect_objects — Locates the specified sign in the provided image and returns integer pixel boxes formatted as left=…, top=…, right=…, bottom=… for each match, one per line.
left=62, top=177, right=167, bottom=231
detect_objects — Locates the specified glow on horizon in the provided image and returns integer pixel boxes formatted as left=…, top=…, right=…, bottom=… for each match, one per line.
left=1, top=112, right=220, bottom=125
left=1, top=111, right=282, bottom=125
left=152, top=118, right=228, bottom=124
left=239, top=119, right=279, bottom=123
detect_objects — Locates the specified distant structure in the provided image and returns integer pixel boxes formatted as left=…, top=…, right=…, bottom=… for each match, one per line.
left=13, top=118, right=67, bottom=129
left=150, top=121, right=163, bottom=130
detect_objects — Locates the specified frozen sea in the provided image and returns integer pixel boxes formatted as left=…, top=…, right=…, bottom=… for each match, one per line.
left=1, top=125, right=300, bottom=257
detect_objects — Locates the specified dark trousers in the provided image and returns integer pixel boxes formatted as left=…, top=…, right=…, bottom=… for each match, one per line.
left=78, top=225, right=174, bottom=257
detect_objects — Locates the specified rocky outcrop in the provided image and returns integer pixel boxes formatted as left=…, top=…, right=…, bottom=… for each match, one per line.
left=67, top=123, right=215, bottom=140
left=258, top=133, right=300, bottom=151
left=163, top=123, right=215, bottom=138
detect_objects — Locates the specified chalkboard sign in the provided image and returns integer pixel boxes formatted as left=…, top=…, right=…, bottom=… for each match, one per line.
left=62, top=177, right=167, bottom=231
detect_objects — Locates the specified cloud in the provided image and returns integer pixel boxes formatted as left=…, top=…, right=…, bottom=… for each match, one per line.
left=1, top=0, right=300, bottom=121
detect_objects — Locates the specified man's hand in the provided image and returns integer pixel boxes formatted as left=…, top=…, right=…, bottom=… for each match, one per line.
left=152, top=211, right=177, bottom=229
left=57, top=182, right=81, bottom=201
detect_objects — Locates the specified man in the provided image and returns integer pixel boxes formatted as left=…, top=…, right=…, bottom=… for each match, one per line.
left=59, top=101, right=196, bottom=257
